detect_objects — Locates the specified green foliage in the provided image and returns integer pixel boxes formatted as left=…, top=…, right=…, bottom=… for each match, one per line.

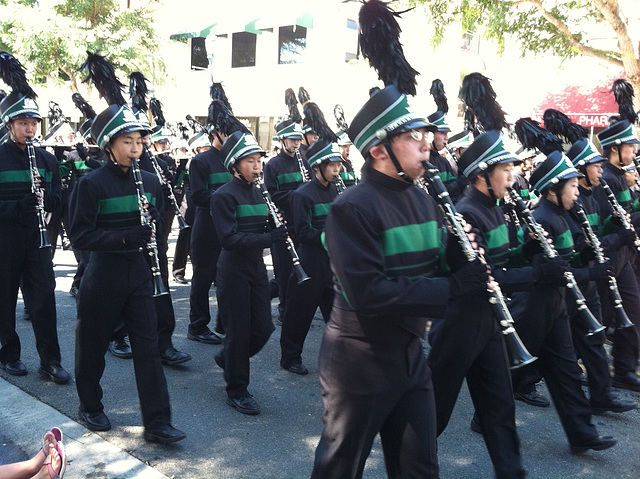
left=0, top=0, right=165, bottom=90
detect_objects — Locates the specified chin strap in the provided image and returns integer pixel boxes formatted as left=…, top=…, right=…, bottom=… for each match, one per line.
left=581, top=166, right=592, bottom=188
left=482, top=171, right=498, bottom=203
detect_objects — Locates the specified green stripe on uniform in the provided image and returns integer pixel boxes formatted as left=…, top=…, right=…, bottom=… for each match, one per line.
left=381, top=221, right=440, bottom=256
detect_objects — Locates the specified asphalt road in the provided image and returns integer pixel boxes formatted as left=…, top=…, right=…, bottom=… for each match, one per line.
left=1, top=231, right=640, bottom=478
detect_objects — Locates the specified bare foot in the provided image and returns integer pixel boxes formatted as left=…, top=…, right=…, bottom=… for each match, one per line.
left=32, top=445, right=61, bottom=479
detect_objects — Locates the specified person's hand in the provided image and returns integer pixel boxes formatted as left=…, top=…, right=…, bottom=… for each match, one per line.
left=449, top=257, right=490, bottom=299
left=270, top=225, right=288, bottom=244
left=533, top=256, right=567, bottom=286
left=123, top=225, right=152, bottom=248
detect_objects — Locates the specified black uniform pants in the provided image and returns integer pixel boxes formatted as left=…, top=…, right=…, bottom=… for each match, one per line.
left=172, top=200, right=194, bottom=277
left=428, top=301, right=524, bottom=479
left=216, top=252, right=274, bottom=398
left=75, top=252, right=171, bottom=430
left=280, top=245, right=333, bottom=368
left=312, top=324, right=438, bottom=479
left=0, top=223, right=61, bottom=366
left=188, top=207, right=221, bottom=335
left=512, top=287, right=598, bottom=446
left=71, top=249, right=91, bottom=289
left=271, top=240, right=293, bottom=319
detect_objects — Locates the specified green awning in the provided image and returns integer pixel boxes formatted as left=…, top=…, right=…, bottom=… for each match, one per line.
left=169, top=23, right=218, bottom=41
left=170, top=17, right=263, bottom=41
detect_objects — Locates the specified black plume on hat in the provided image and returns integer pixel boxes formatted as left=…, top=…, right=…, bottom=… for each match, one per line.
left=303, top=101, right=338, bottom=143
left=285, top=88, right=302, bottom=123
left=612, top=79, right=638, bottom=125
left=514, top=118, right=563, bottom=155
left=298, top=86, right=311, bottom=105
left=543, top=109, right=587, bottom=144
left=0, top=52, right=36, bottom=99
left=186, top=114, right=205, bottom=134
left=430, top=79, right=448, bottom=114
left=72, top=93, right=96, bottom=119
left=48, top=101, right=65, bottom=125
left=210, top=82, right=232, bottom=113
left=79, top=51, right=126, bottom=106
left=129, top=72, right=149, bottom=113
left=334, top=105, right=349, bottom=132
left=460, top=73, right=508, bottom=135
left=358, top=0, right=418, bottom=96
left=149, top=98, right=165, bottom=127
left=207, top=99, right=249, bottom=136
left=176, top=121, right=190, bottom=141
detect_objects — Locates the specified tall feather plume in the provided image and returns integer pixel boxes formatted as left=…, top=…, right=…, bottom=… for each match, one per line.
left=298, top=86, right=311, bottom=105
left=542, top=109, right=587, bottom=144
left=149, top=98, right=165, bottom=127
left=334, top=105, right=349, bottom=132
left=303, top=102, right=338, bottom=143
left=48, top=101, right=65, bottom=125
left=72, top=93, right=96, bottom=119
left=0, top=52, right=36, bottom=99
left=358, top=0, right=418, bottom=96
left=285, top=88, right=302, bottom=123
left=207, top=99, right=249, bottom=136
left=459, top=73, right=508, bottom=134
left=514, top=118, right=563, bottom=155
left=186, top=114, right=205, bottom=134
left=176, top=121, right=190, bottom=141
left=79, top=51, right=126, bottom=106
left=129, top=72, right=149, bottom=112
left=210, top=82, right=232, bottom=113
left=429, top=79, right=448, bottom=114
left=612, top=79, right=639, bottom=125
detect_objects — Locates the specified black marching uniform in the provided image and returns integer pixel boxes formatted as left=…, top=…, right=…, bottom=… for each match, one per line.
left=68, top=161, right=172, bottom=430
left=0, top=140, right=64, bottom=370
left=188, top=147, right=232, bottom=337
left=172, top=158, right=194, bottom=279
left=279, top=176, right=336, bottom=370
left=211, top=176, right=276, bottom=400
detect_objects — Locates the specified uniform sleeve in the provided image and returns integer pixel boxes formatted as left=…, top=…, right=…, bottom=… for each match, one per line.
left=291, top=189, right=321, bottom=244
left=211, top=191, right=272, bottom=251
left=189, top=157, right=211, bottom=208
left=324, top=199, right=451, bottom=317
left=43, top=151, right=61, bottom=213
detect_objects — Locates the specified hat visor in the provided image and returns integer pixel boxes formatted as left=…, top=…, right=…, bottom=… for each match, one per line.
left=111, top=124, right=149, bottom=141
left=391, top=118, right=435, bottom=135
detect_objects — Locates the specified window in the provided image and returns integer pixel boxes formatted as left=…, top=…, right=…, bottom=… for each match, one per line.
left=232, top=32, right=257, bottom=68
left=278, top=25, right=306, bottom=64
left=190, top=37, right=208, bottom=70
left=345, top=18, right=358, bottom=62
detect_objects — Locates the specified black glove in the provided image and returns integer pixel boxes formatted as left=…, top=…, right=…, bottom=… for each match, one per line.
left=617, top=228, right=637, bottom=247
left=449, top=258, right=489, bottom=299
left=17, top=193, right=38, bottom=213
left=521, top=239, right=544, bottom=261
left=76, top=143, right=88, bottom=162
left=270, top=225, right=288, bottom=244
left=161, top=183, right=172, bottom=201
left=123, top=225, right=152, bottom=249
left=610, top=212, right=625, bottom=229
left=579, top=245, right=597, bottom=264
left=533, top=256, right=567, bottom=287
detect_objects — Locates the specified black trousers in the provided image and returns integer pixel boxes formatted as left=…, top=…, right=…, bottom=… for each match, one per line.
left=0, top=223, right=61, bottom=366
left=569, top=281, right=612, bottom=405
left=428, top=300, right=524, bottom=479
left=280, top=245, right=333, bottom=368
left=271, top=240, right=293, bottom=319
left=216, top=251, right=274, bottom=398
left=511, top=287, right=598, bottom=446
left=172, top=200, right=194, bottom=277
left=188, top=207, right=221, bottom=335
left=312, top=323, right=438, bottom=479
left=71, top=249, right=90, bottom=289
left=75, top=252, right=171, bottom=430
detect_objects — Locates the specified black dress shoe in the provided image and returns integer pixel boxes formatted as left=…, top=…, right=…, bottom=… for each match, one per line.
left=173, top=274, right=189, bottom=284
left=79, top=408, right=111, bottom=431
left=226, top=393, right=260, bottom=415
left=612, top=372, right=640, bottom=392
left=109, top=337, right=133, bottom=359
left=515, top=390, right=550, bottom=408
left=570, top=435, right=617, bottom=454
left=39, top=363, right=70, bottom=384
left=160, top=347, right=191, bottom=366
left=283, top=362, right=309, bottom=375
left=0, top=360, right=27, bottom=376
left=187, top=330, right=222, bottom=344
left=591, top=398, right=637, bottom=415
left=144, top=424, right=186, bottom=444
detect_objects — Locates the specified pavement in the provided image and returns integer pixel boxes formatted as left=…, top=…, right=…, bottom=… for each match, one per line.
left=2, top=232, right=640, bottom=478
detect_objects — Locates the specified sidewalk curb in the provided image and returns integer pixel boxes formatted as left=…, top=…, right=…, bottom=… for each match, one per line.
left=0, top=378, right=169, bottom=478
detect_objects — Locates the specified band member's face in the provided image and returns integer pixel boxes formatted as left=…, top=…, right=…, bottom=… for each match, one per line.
left=9, top=117, right=40, bottom=144
left=283, top=138, right=301, bottom=152
left=305, top=132, right=319, bottom=146
left=619, top=143, right=637, bottom=166
left=236, top=152, right=262, bottom=179
left=153, top=140, right=169, bottom=153
left=433, top=131, right=448, bottom=152
left=196, top=145, right=211, bottom=154
left=585, top=161, right=603, bottom=186
left=488, top=162, right=514, bottom=199
left=324, top=160, right=342, bottom=178
left=559, top=177, right=580, bottom=210
left=111, top=131, right=143, bottom=168
left=339, top=144, right=350, bottom=160
left=389, top=127, right=431, bottom=180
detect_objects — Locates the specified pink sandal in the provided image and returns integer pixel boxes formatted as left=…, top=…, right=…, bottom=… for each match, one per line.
left=42, top=427, right=66, bottom=479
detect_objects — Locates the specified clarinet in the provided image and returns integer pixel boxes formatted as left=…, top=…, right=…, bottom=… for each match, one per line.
left=573, top=203, right=633, bottom=329
left=294, top=149, right=311, bottom=182
left=25, top=139, right=51, bottom=248
left=423, top=162, right=536, bottom=369
left=600, top=178, right=640, bottom=252
left=131, top=158, right=168, bottom=297
left=143, top=144, right=190, bottom=231
left=334, top=175, right=347, bottom=195
left=444, top=145, right=459, bottom=164
left=344, top=158, right=359, bottom=185
left=507, top=187, right=604, bottom=335
left=253, top=174, right=310, bottom=284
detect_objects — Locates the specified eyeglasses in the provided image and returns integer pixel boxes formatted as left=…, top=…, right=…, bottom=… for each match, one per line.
left=407, top=129, right=434, bottom=143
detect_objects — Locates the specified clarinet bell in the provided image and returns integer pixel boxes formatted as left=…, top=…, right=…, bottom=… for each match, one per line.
left=582, top=308, right=606, bottom=336
left=502, top=326, right=537, bottom=369
left=39, top=227, right=51, bottom=249
left=177, top=214, right=191, bottom=231
left=615, top=305, right=634, bottom=329
left=293, top=262, right=310, bottom=285
left=151, top=269, right=169, bottom=297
